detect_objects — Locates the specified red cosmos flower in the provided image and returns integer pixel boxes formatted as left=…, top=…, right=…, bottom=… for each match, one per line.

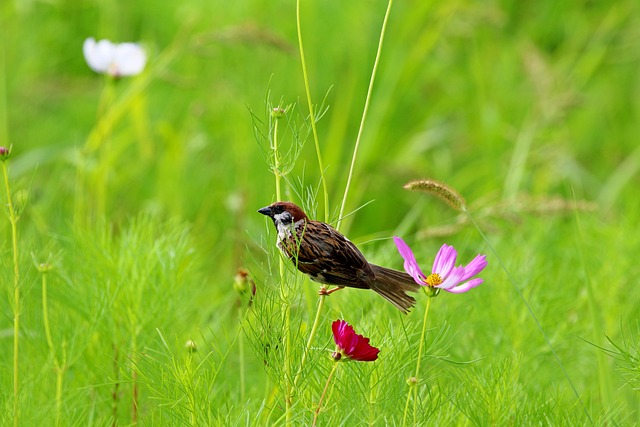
left=331, top=320, right=379, bottom=362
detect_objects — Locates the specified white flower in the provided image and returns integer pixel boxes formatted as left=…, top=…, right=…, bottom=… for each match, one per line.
left=83, top=37, right=146, bottom=77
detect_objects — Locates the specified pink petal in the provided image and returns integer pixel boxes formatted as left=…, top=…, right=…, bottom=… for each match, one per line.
left=445, top=278, right=484, bottom=293
left=393, top=236, right=427, bottom=285
left=458, top=255, right=488, bottom=281
left=436, top=266, right=466, bottom=290
left=432, top=244, right=457, bottom=276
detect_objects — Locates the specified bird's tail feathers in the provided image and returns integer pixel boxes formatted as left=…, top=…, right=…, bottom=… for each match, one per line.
left=369, top=264, right=421, bottom=314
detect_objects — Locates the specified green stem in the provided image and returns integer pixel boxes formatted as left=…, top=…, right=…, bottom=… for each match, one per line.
left=296, top=0, right=328, bottom=223
left=55, top=367, right=64, bottom=427
left=272, top=114, right=282, bottom=203
left=272, top=112, right=292, bottom=424
left=42, top=271, right=55, bottom=354
left=293, top=293, right=326, bottom=390
left=54, top=343, right=67, bottom=427
left=238, top=306, right=246, bottom=402
left=42, top=267, right=66, bottom=426
left=73, top=154, right=86, bottom=226
left=3, top=161, right=20, bottom=427
left=0, top=3, right=8, bottom=149
left=292, top=3, right=335, bottom=412
left=112, top=344, right=119, bottom=426
left=131, top=330, right=139, bottom=424
left=337, top=0, right=393, bottom=231
left=283, top=301, right=292, bottom=424
left=402, top=294, right=431, bottom=427
left=185, top=350, right=197, bottom=426
left=312, top=361, right=340, bottom=427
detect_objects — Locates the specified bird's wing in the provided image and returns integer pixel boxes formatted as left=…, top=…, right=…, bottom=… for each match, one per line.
left=286, top=221, right=373, bottom=289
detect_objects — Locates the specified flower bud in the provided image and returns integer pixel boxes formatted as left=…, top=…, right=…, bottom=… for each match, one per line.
left=271, top=106, right=286, bottom=118
left=234, top=268, right=256, bottom=307
left=185, top=340, right=198, bottom=353
left=424, top=286, right=441, bottom=298
left=234, top=269, right=250, bottom=294
left=0, top=146, right=10, bottom=161
left=36, top=263, right=54, bottom=273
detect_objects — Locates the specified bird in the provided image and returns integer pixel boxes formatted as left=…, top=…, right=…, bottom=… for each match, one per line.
left=258, top=201, right=420, bottom=313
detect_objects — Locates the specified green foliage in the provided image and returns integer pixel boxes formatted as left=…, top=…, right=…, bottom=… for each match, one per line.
left=1, top=0, right=640, bottom=425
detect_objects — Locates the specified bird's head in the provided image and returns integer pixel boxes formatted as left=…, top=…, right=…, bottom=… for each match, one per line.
left=258, top=201, right=308, bottom=228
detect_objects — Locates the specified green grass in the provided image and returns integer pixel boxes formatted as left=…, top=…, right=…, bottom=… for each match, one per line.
left=2, top=0, right=640, bottom=425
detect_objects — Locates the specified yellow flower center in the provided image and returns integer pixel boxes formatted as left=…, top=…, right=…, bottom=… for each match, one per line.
left=424, top=273, right=442, bottom=287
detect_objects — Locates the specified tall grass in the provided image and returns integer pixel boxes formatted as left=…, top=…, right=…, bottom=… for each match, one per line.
left=1, top=0, right=640, bottom=425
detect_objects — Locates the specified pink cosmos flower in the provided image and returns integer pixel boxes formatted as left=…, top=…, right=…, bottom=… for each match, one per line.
left=332, top=320, right=379, bottom=362
left=393, top=237, right=487, bottom=294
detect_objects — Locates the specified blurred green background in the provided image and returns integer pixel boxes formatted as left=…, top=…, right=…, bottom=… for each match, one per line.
left=1, top=0, right=640, bottom=424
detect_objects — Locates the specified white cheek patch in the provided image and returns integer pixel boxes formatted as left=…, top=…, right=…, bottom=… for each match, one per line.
left=275, top=213, right=294, bottom=243
left=274, top=212, right=292, bottom=223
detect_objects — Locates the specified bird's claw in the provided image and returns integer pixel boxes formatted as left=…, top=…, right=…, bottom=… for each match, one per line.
left=318, top=286, right=343, bottom=296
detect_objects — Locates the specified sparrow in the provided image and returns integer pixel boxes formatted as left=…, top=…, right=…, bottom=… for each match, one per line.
left=258, top=201, right=420, bottom=313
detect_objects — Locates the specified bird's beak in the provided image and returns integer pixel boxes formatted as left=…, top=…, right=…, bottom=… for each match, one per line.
left=257, top=206, right=272, bottom=216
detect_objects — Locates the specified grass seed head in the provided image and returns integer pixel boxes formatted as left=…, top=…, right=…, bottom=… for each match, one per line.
left=403, top=179, right=466, bottom=211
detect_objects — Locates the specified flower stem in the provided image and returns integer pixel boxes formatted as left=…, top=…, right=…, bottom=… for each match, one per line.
left=296, top=0, right=328, bottom=223
left=293, top=292, right=326, bottom=390
left=2, top=160, right=20, bottom=427
left=312, top=361, right=340, bottom=427
left=41, top=266, right=67, bottom=427
left=185, top=350, right=197, bottom=426
left=131, top=333, right=139, bottom=424
left=337, top=0, right=393, bottom=231
left=42, top=270, right=55, bottom=355
left=112, top=344, right=120, bottom=426
left=402, top=294, right=432, bottom=427
left=272, top=110, right=292, bottom=424
left=272, top=114, right=282, bottom=203
left=0, top=9, right=8, bottom=149
left=238, top=305, right=246, bottom=402
left=55, top=350, right=65, bottom=427
left=282, top=304, right=292, bottom=422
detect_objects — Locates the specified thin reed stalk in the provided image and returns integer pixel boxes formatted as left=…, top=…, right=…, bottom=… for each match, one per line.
left=337, top=0, right=394, bottom=231
left=2, top=159, right=21, bottom=427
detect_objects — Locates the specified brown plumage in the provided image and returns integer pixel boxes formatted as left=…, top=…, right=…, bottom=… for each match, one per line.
left=258, top=201, right=420, bottom=313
